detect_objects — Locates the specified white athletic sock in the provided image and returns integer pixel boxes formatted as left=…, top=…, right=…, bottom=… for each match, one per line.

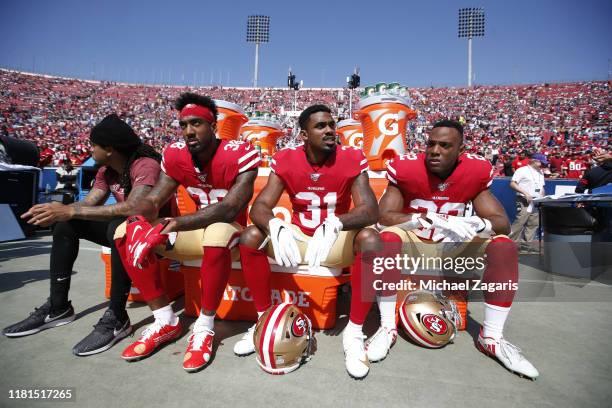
left=343, top=320, right=363, bottom=340
left=377, top=294, right=397, bottom=330
left=483, top=303, right=511, bottom=340
left=194, top=312, right=215, bottom=331
left=152, top=305, right=178, bottom=326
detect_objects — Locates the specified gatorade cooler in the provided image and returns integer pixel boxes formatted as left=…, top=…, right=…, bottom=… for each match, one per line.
left=240, top=119, right=284, bottom=158
left=214, top=100, right=248, bottom=140
left=181, top=263, right=350, bottom=330
left=336, top=119, right=364, bottom=149
left=357, top=94, right=417, bottom=170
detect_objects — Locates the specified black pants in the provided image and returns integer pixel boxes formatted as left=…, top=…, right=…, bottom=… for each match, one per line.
left=49, top=218, right=131, bottom=319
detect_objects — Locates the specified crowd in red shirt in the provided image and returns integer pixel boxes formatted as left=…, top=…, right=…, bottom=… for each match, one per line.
left=1, top=69, right=608, bottom=178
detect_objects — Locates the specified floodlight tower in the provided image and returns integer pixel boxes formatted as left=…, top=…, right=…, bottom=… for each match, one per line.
left=246, top=15, right=270, bottom=88
left=458, top=8, right=485, bottom=87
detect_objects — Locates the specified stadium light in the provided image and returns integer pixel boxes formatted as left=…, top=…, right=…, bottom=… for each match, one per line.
left=246, top=15, right=270, bottom=88
left=458, top=7, right=485, bottom=87
left=346, top=67, right=360, bottom=117
left=288, top=68, right=300, bottom=111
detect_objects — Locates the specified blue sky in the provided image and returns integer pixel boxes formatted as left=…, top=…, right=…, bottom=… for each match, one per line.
left=1, top=0, right=610, bottom=88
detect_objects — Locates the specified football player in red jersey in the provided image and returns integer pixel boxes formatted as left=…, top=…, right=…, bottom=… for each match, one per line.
left=378, top=119, right=539, bottom=379
left=236, top=104, right=384, bottom=378
left=562, top=152, right=589, bottom=179
left=113, top=93, right=260, bottom=372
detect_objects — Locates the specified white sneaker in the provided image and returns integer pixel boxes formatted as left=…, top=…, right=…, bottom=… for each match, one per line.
left=233, top=324, right=256, bottom=356
left=477, top=328, right=539, bottom=379
left=366, top=326, right=397, bottom=362
left=343, top=332, right=370, bottom=379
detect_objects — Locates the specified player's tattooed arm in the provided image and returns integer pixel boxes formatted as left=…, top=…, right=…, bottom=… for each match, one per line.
left=131, top=172, right=179, bottom=221
left=249, top=171, right=286, bottom=235
left=71, top=187, right=109, bottom=208
left=472, top=189, right=511, bottom=235
left=169, top=169, right=258, bottom=232
left=339, top=172, right=379, bottom=230
left=71, top=184, right=155, bottom=221
left=378, top=183, right=422, bottom=227
left=23, top=185, right=153, bottom=226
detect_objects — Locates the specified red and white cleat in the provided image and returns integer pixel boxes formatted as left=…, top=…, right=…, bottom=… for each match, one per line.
left=477, top=328, right=539, bottom=380
left=121, top=320, right=182, bottom=361
left=366, top=326, right=397, bottom=363
left=183, top=328, right=214, bottom=373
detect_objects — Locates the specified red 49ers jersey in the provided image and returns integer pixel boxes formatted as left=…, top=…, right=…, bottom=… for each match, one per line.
left=562, top=159, right=588, bottom=178
left=386, top=152, right=493, bottom=241
left=271, top=145, right=368, bottom=236
left=161, top=139, right=261, bottom=226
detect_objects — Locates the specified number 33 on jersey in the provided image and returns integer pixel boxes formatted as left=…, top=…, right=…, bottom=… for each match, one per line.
left=386, top=152, right=493, bottom=241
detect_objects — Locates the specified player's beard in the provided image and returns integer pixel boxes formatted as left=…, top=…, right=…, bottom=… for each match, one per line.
left=187, top=137, right=210, bottom=154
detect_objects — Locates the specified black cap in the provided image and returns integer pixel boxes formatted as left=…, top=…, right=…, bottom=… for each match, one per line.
left=89, top=114, right=141, bottom=148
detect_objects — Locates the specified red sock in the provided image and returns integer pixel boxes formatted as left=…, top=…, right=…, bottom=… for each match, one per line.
left=379, top=231, right=403, bottom=297
left=238, top=244, right=272, bottom=312
left=115, top=238, right=163, bottom=301
left=482, top=236, right=518, bottom=308
left=349, top=251, right=376, bottom=325
left=200, top=246, right=232, bottom=312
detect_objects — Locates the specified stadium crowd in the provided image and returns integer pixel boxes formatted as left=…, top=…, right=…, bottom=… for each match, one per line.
left=0, top=69, right=608, bottom=178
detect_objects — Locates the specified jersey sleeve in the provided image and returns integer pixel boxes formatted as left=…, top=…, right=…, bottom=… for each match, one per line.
left=130, top=157, right=162, bottom=189
left=511, top=166, right=525, bottom=184
left=92, top=167, right=109, bottom=192
left=235, top=141, right=261, bottom=174
left=160, top=142, right=184, bottom=183
left=385, top=157, right=399, bottom=185
left=480, top=159, right=494, bottom=190
left=270, top=149, right=286, bottom=177
left=355, top=148, right=369, bottom=174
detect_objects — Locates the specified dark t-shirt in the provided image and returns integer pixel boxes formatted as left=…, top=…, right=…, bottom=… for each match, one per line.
left=575, top=162, right=612, bottom=193
left=93, top=157, right=161, bottom=202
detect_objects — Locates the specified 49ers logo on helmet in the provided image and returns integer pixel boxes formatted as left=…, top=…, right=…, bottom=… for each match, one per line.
left=421, top=314, right=448, bottom=335
left=291, top=314, right=307, bottom=337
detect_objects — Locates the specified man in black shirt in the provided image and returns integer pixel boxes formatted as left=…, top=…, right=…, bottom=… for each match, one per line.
left=575, top=152, right=612, bottom=193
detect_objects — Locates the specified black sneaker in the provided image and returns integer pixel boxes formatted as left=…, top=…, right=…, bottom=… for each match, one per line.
left=72, top=309, right=132, bottom=356
left=3, top=300, right=75, bottom=337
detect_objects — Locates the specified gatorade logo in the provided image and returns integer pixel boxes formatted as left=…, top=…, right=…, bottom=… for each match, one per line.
left=368, top=109, right=405, bottom=156
left=243, top=130, right=270, bottom=141
left=342, top=129, right=363, bottom=148
left=378, top=113, right=399, bottom=136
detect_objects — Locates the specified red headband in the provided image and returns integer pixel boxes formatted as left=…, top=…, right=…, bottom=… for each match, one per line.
left=179, top=104, right=215, bottom=123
